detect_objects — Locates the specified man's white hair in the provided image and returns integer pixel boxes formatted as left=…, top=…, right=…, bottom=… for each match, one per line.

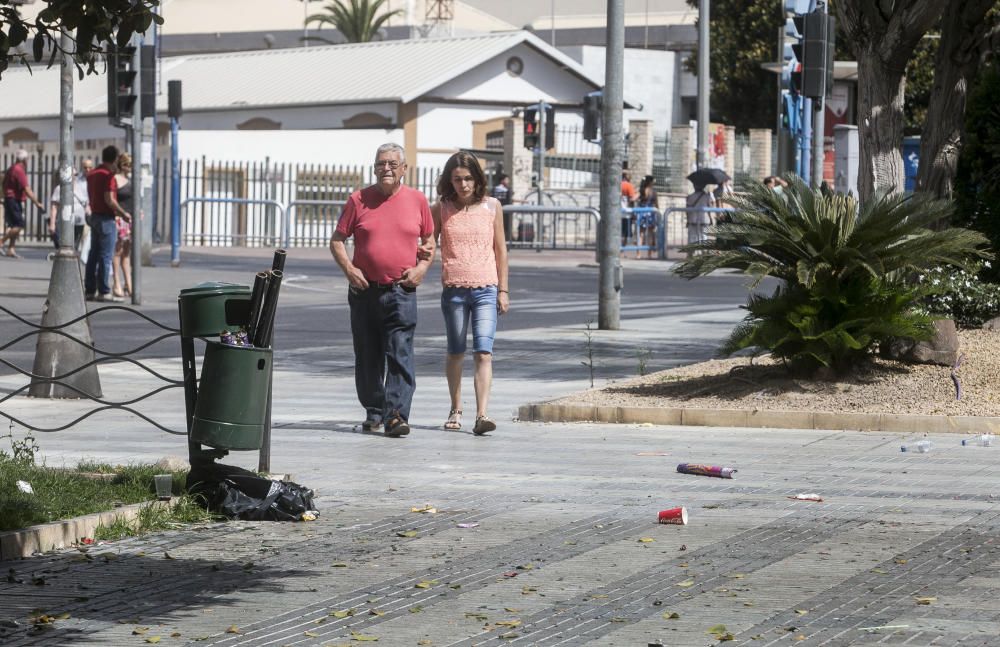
left=375, top=142, right=406, bottom=165
left=14, top=149, right=28, bottom=161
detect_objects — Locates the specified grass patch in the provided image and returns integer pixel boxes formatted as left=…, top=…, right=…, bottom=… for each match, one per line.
left=0, top=451, right=212, bottom=535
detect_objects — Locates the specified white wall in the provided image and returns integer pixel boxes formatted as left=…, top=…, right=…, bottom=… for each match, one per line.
left=177, top=129, right=404, bottom=166
left=560, top=46, right=675, bottom=131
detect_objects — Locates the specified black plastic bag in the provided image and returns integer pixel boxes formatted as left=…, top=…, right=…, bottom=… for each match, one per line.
left=187, top=463, right=317, bottom=521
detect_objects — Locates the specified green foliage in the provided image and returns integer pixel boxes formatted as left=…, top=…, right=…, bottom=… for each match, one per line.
left=954, top=63, right=1000, bottom=282
left=305, top=0, right=401, bottom=44
left=919, top=261, right=1000, bottom=327
left=674, top=177, right=991, bottom=374
left=0, top=0, right=163, bottom=78
left=684, top=0, right=782, bottom=130
left=904, top=34, right=938, bottom=134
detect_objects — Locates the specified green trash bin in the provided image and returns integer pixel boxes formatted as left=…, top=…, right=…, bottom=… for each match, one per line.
left=178, top=282, right=251, bottom=338
left=178, top=282, right=268, bottom=451
left=190, top=341, right=271, bottom=451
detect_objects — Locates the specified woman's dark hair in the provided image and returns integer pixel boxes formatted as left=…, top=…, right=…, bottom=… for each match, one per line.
left=437, top=152, right=487, bottom=204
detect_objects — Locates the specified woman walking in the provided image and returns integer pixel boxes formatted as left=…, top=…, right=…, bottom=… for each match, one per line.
left=432, top=152, right=509, bottom=435
left=111, top=152, right=134, bottom=298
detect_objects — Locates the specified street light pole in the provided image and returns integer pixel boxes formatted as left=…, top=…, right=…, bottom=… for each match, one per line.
left=598, top=0, right=624, bottom=331
left=29, top=29, right=102, bottom=400
left=697, top=0, right=710, bottom=167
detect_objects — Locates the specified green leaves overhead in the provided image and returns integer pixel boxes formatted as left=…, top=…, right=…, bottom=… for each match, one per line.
left=305, top=0, right=402, bottom=44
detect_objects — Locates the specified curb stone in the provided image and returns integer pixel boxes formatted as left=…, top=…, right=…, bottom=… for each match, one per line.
left=0, top=500, right=171, bottom=560
left=518, top=402, right=1000, bottom=434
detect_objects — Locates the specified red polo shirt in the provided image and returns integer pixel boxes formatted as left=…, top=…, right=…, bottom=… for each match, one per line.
left=336, top=184, right=433, bottom=284
left=86, top=164, right=118, bottom=215
left=3, top=163, right=28, bottom=200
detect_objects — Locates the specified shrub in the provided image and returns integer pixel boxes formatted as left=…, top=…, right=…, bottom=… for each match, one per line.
left=919, top=261, right=1000, bottom=327
left=674, top=177, right=991, bottom=375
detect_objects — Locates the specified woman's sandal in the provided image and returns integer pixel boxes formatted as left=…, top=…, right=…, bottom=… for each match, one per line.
left=473, top=415, right=496, bottom=436
left=444, top=409, right=462, bottom=430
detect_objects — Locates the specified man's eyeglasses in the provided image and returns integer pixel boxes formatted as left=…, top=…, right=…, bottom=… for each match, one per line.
left=374, top=161, right=401, bottom=169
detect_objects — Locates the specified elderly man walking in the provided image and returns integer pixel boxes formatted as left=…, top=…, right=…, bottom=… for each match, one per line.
left=330, top=143, right=435, bottom=438
left=2, top=149, right=44, bottom=258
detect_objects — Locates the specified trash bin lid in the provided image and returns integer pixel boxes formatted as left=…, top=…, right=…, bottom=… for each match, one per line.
left=179, top=282, right=251, bottom=298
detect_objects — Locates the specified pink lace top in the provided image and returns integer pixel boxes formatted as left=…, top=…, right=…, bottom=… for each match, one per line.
left=439, top=196, right=499, bottom=287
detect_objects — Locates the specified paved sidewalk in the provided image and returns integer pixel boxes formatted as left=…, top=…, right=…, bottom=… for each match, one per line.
left=2, top=250, right=1000, bottom=646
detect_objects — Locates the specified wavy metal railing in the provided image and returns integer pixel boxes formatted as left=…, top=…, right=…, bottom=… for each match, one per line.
left=0, top=303, right=185, bottom=435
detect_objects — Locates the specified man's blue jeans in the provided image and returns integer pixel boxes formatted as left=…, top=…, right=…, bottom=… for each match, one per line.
left=84, top=214, right=117, bottom=296
left=347, top=284, right=418, bottom=423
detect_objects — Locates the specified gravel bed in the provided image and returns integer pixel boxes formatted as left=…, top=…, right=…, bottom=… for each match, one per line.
left=553, top=329, right=1000, bottom=418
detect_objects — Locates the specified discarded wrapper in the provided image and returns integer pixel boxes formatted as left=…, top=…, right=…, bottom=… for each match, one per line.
left=789, top=493, right=823, bottom=502
left=657, top=507, right=688, bottom=525
left=16, top=480, right=33, bottom=494
left=676, top=463, right=736, bottom=479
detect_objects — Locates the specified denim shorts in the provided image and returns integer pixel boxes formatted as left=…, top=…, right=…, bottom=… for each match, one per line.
left=441, top=285, right=498, bottom=354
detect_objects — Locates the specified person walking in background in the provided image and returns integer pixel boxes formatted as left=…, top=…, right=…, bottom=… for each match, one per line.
left=85, top=145, right=129, bottom=303
left=330, top=143, right=435, bottom=438
left=620, top=171, right=637, bottom=246
left=432, top=152, right=509, bottom=436
left=2, top=149, right=44, bottom=258
left=111, top=152, right=134, bottom=298
left=48, top=158, right=92, bottom=252
left=636, top=175, right=658, bottom=259
left=491, top=173, right=513, bottom=242
left=686, top=182, right=716, bottom=248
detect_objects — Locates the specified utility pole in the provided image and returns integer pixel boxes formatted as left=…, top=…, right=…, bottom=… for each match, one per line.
left=696, top=0, right=710, bottom=167
left=811, top=3, right=829, bottom=188
left=537, top=100, right=546, bottom=205
left=29, top=29, right=102, bottom=399
left=598, top=0, right=624, bottom=331
left=130, top=36, right=144, bottom=305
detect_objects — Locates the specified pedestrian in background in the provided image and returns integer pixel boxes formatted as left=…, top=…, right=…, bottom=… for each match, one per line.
left=48, top=158, right=92, bottom=253
left=636, top=175, right=658, bottom=259
left=2, top=149, right=44, bottom=258
left=111, top=152, right=134, bottom=298
left=432, top=152, right=509, bottom=436
left=491, top=173, right=513, bottom=242
left=85, top=145, right=129, bottom=303
left=686, top=183, right=716, bottom=248
left=330, top=143, right=435, bottom=438
left=620, top=171, right=637, bottom=246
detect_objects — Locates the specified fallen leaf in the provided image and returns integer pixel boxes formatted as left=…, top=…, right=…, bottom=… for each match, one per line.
left=871, top=568, right=887, bottom=574
left=54, top=612, right=70, bottom=620
left=465, top=612, right=488, bottom=621
left=521, top=585, right=537, bottom=595
left=499, top=633, right=520, bottom=639
left=225, top=626, right=241, bottom=634
left=795, top=635, right=807, bottom=641
left=609, top=617, right=627, bottom=623
left=663, top=611, right=680, bottom=620
left=410, top=505, right=437, bottom=514
left=503, top=571, right=518, bottom=578
left=170, top=633, right=181, bottom=637
left=504, top=607, right=522, bottom=613
left=331, top=609, right=354, bottom=618
left=707, top=624, right=729, bottom=636
left=303, top=631, right=319, bottom=637
left=350, top=631, right=379, bottom=641
left=496, top=620, right=522, bottom=627
left=915, top=596, right=937, bottom=605
left=132, top=627, right=149, bottom=635
left=369, top=609, right=386, bottom=616
left=676, top=579, right=695, bottom=588
left=397, top=531, right=418, bottom=538
left=743, top=601, right=754, bottom=607
left=449, top=584, right=461, bottom=590
left=145, top=637, right=161, bottom=644
left=895, top=559, right=908, bottom=564
left=418, top=642, right=432, bottom=646
left=517, top=563, right=534, bottom=571
left=795, top=609, right=809, bottom=615
left=638, top=537, right=655, bottom=543
left=332, top=562, right=349, bottom=568
left=414, top=580, right=437, bottom=588
left=163, top=552, right=175, bottom=560
left=409, top=606, right=423, bottom=614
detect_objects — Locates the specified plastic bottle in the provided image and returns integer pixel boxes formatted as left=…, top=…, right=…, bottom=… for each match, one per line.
left=900, top=440, right=932, bottom=453
left=961, top=434, right=994, bottom=447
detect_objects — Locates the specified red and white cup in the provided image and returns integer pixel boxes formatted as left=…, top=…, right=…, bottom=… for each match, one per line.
left=657, top=506, right=688, bottom=525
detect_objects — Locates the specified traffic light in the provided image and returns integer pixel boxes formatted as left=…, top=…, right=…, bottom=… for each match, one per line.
left=801, top=11, right=834, bottom=99
left=583, top=92, right=601, bottom=141
left=107, top=43, right=137, bottom=127
left=542, top=104, right=555, bottom=150
left=523, top=107, right=538, bottom=150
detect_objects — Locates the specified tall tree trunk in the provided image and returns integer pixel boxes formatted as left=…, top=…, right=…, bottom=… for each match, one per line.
left=917, top=2, right=998, bottom=199
left=855, top=50, right=908, bottom=200
left=834, top=1, right=944, bottom=204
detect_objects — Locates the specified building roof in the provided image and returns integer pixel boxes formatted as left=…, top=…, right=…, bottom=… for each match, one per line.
left=0, top=31, right=610, bottom=120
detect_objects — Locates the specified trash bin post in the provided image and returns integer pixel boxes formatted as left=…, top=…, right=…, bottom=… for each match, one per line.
left=258, top=249, right=286, bottom=474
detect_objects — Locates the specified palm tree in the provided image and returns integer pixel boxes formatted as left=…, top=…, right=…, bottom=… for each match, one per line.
left=674, top=177, right=991, bottom=375
left=304, top=0, right=402, bottom=44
